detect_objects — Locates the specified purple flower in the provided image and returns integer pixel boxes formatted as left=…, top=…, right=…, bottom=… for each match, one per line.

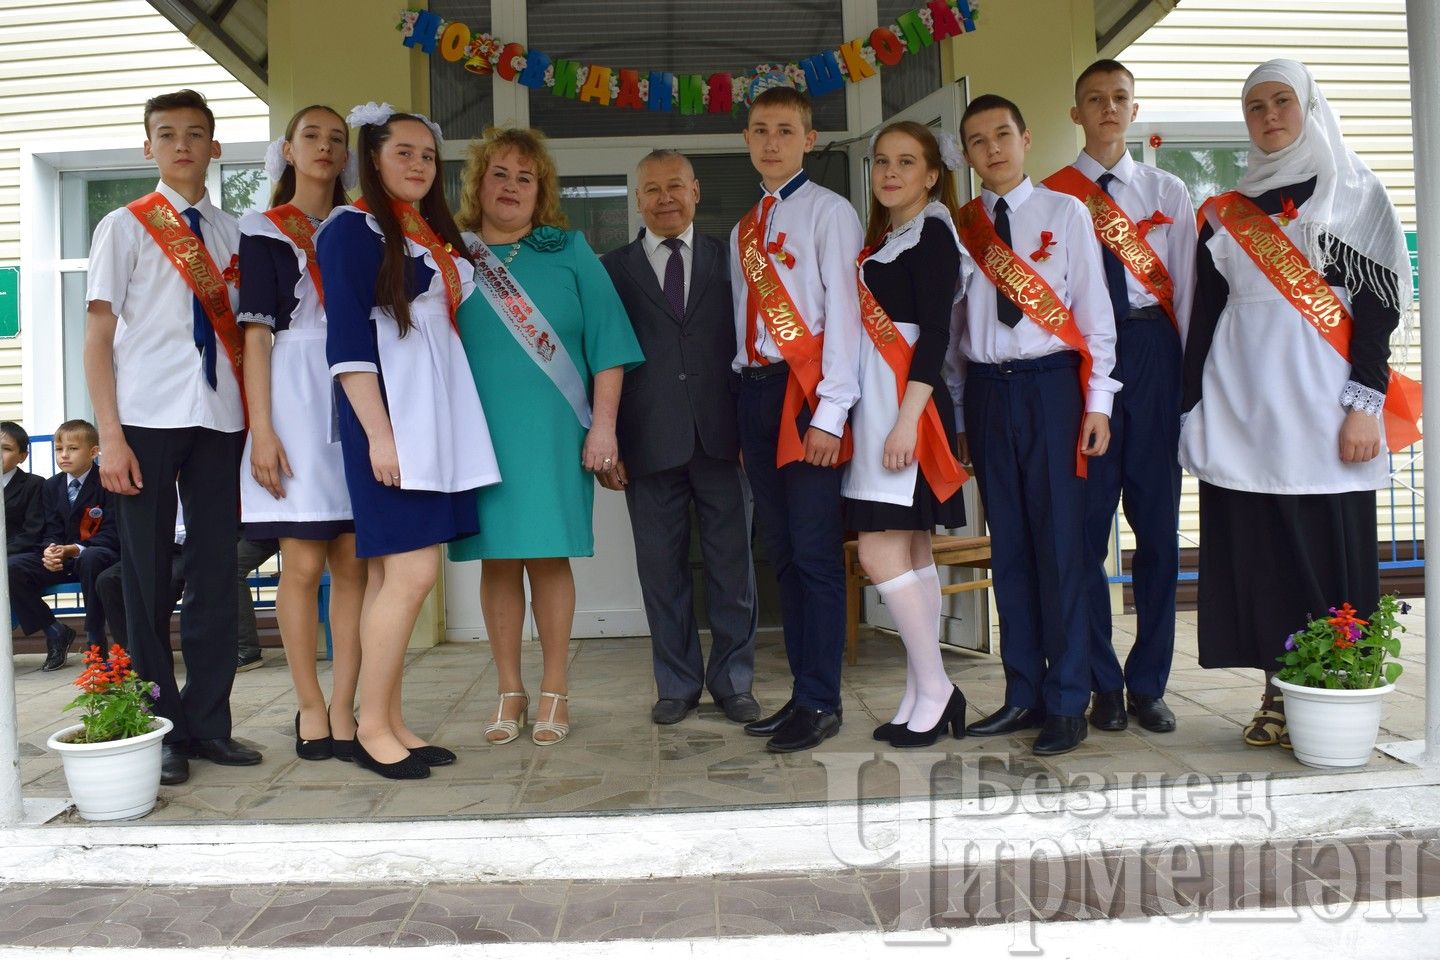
left=1401, top=601, right=1413, bottom=615
left=1284, top=634, right=1296, bottom=651
left=1348, top=624, right=1362, bottom=641
left=149, top=683, right=161, bottom=700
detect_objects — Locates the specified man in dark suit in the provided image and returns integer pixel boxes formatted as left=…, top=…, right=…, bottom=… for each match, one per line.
left=600, top=150, right=760, bottom=726
left=7, top=420, right=120, bottom=669
left=2, top=422, right=45, bottom=557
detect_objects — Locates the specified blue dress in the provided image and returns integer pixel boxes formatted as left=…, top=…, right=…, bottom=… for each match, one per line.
left=317, top=208, right=501, bottom=558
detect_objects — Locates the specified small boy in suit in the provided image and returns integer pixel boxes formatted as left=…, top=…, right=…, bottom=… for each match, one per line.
left=7, top=419, right=119, bottom=670
left=2, top=421, right=45, bottom=556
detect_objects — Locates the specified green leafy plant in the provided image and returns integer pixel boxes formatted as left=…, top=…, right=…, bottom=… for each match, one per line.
left=1276, top=595, right=1407, bottom=690
left=61, top=644, right=163, bottom=743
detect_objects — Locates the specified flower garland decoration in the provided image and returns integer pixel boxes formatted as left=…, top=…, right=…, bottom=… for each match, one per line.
left=398, top=0, right=978, bottom=116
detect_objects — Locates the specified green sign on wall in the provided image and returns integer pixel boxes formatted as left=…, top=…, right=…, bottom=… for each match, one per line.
left=0, top=267, right=16, bottom=339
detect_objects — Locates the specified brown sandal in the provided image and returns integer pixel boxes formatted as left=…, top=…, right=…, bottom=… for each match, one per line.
left=1243, top=694, right=1286, bottom=747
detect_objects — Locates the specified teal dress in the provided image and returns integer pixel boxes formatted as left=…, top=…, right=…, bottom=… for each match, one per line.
left=449, top=227, right=644, bottom=560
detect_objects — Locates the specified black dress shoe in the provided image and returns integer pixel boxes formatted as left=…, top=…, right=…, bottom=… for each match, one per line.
left=651, top=698, right=699, bottom=725
left=295, top=712, right=334, bottom=761
left=718, top=693, right=762, bottom=723
left=409, top=744, right=457, bottom=766
left=160, top=744, right=190, bottom=785
left=890, top=687, right=968, bottom=748
left=354, top=738, right=430, bottom=780
left=766, top=707, right=841, bottom=753
left=1032, top=715, right=1088, bottom=756
left=1089, top=690, right=1128, bottom=731
left=1128, top=695, right=1177, bottom=733
left=744, top=698, right=795, bottom=737
left=965, top=705, right=1045, bottom=737
left=41, top=623, right=76, bottom=672
left=190, top=737, right=263, bottom=765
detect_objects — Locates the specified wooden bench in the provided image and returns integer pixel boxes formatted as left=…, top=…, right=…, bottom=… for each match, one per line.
left=843, top=534, right=993, bottom=665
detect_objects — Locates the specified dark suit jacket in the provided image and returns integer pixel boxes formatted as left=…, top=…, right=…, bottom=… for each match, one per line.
left=37, top=464, right=119, bottom=555
left=4, top=467, right=45, bottom=554
left=602, top=229, right=740, bottom=478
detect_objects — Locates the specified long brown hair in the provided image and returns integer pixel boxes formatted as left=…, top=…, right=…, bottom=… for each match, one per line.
left=356, top=114, right=467, bottom=337
left=269, top=104, right=349, bottom=209
left=456, top=127, right=569, bottom=233
left=863, top=121, right=963, bottom=250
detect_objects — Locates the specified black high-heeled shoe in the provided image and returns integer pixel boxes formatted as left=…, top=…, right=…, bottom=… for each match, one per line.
left=872, top=722, right=902, bottom=741
left=889, top=687, right=967, bottom=748
left=354, top=737, right=430, bottom=780
left=294, top=711, right=334, bottom=761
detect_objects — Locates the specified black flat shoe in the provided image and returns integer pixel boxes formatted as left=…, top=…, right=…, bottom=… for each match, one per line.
left=965, top=705, right=1045, bottom=737
left=651, top=698, right=699, bottom=725
left=408, top=744, right=457, bottom=766
left=331, top=739, right=355, bottom=762
left=41, top=623, right=76, bottom=672
left=1032, top=715, right=1087, bottom=756
left=160, top=744, right=190, bottom=785
left=1089, top=690, right=1128, bottom=731
left=890, top=687, right=967, bottom=748
left=744, top=698, right=795, bottom=737
left=354, top=738, right=430, bottom=780
left=765, top=707, right=841, bottom=753
left=717, top=693, right=762, bottom=724
left=190, top=737, right=262, bottom=765
left=1128, top=695, right=1177, bottom=733
left=294, top=712, right=334, bottom=761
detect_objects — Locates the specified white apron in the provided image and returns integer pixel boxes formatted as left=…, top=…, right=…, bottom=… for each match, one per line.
left=238, top=211, right=353, bottom=526
left=338, top=209, right=501, bottom=494
left=1178, top=202, right=1389, bottom=495
left=842, top=202, right=971, bottom=506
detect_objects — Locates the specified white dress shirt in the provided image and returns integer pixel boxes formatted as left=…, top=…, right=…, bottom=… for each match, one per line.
left=642, top=222, right=695, bottom=303
left=949, top=177, right=1120, bottom=431
left=728, top=171, right=864, bottom=438
left=1070, top=150, right=1198, bottom=342
left=86, top=180, right=244, bottom=433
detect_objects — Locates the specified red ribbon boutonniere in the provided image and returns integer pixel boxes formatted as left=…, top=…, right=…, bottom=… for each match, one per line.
left=1137, top=210, right=1174, bottom=240
left=767, top=232, right=796, bottom=269
left=222, top=254, right=241, bottom=288
left=1277, top=196, right=1301, bottom=226
left=1030, top=231, right=1057, bottom=262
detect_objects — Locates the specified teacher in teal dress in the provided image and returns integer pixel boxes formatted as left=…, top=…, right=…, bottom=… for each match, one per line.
left=451, top=127, right=643, bottom=748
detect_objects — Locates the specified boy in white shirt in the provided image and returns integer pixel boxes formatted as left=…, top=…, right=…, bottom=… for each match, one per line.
left=1043, top=59, right=1198, bottom=736
left=950, top=94, right=1118, bottom=756
left=728, top=85, right=863, bottom=753
left=84, top=88, right=261, bottom=786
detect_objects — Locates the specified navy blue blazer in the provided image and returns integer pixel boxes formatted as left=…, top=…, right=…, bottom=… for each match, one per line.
left=36, top=464, right=119, bottom=555
left=4, top=467, right=45, bottom=554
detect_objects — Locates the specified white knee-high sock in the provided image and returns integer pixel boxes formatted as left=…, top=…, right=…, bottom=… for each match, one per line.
left=876, top=570, right=953, bottom=733
left=914, top=563, right=942, bottom=633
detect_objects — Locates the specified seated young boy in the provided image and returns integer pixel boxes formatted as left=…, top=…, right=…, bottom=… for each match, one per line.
left=7, top=419, right=119, bottom=670
left=2, top=421, right=45, bottom=556
left=950, top=94, right=1118, bottom=756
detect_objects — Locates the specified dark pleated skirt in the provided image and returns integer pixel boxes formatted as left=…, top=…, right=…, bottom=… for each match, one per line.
left=843, top=471, right=967, bottom=532
left=1197, top=481, right=1379, bottom=671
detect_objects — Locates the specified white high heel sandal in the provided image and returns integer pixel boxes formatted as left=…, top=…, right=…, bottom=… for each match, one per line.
left=532, top=691, right=570, bottom=745
left=485, top=692, right=529, bottom=745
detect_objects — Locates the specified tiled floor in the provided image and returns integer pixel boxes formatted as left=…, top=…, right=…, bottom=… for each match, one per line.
left=10, top=605, right=1430, bottom=824
left=2, top=831, right=1437, bottom=946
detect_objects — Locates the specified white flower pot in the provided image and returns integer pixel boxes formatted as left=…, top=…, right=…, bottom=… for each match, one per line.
left=1273, top=678, right=1394, bottom=768
left=46, top=716, right=174, bottom=821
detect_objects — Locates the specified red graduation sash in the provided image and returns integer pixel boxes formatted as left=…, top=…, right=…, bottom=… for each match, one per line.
left=263, top=204, right=325, bottom=305
left=1043, top=166, right=1179, bottom=330
left=1203, top=191, right=1422, bottom=452
left=737, top=201, right=852, bottom=468
left=126, top=192, right=245, bottom=404
left=955, top=197, right=1094, bottom=477
left=354, top=198, right=463, bottom=333
left=856, top=253, right=966, bottom=501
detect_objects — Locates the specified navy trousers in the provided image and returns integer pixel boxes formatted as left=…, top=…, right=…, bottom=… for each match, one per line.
left=738, top=371, right=845, bottom=713
left=964, top=353, right=1091, bottom=718
left=8, top=547, right=117, bottom=640
left=1083, top=309, right=1182, bottom=698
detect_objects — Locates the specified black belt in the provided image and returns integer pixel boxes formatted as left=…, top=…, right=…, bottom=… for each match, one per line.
left=967, top=351, right=1081, bottom=377
left=1124, top=305, right=1171, bottom=322
left=739, top=360, right=790, bottom=381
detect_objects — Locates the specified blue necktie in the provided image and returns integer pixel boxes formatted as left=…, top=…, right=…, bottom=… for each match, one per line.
left=1097, top=173, right=1131, bottom=324
left=182, top=207, right=219, bottom=390
left=661, top=237, right=686, bottom=319
left=67, top=478, right=80, bottom=506
left=993, top=198, right=1022, bottom=328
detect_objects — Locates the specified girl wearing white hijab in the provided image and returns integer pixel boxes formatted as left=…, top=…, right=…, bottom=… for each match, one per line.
left=1178, top=59, right=1412, bottom=747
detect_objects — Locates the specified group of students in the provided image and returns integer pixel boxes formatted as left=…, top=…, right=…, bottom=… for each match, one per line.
left=15, top=49, right=1408, bottom=786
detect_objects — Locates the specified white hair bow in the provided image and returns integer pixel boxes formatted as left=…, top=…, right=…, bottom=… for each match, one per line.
left=345, top=101, right=444, bottom=150
left=867, top=127, right=964, bottom=171
left=263, top=134, right=360, bottom=191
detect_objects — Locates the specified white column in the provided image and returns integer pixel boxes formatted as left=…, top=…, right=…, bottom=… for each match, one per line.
left=0, top=508, right=22, bottom=822
left=1407, top=0, right=1440, bottom=763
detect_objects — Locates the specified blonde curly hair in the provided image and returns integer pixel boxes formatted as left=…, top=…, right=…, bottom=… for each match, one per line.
left=457, top=127, right=569, bottom=232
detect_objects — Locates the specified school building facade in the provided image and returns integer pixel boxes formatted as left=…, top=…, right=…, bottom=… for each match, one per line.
left=0, top=0, right=1423, bottom=645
